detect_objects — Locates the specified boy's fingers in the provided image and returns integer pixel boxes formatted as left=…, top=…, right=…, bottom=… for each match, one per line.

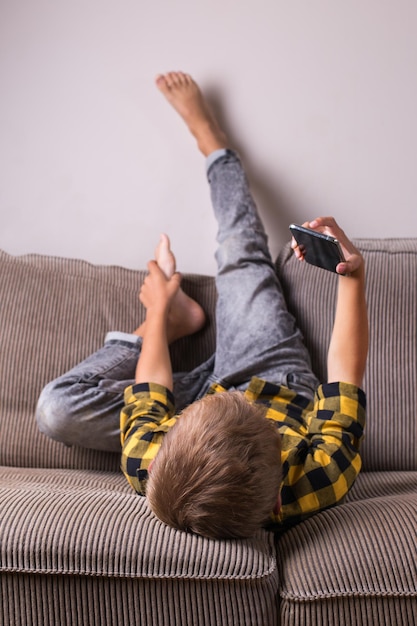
left=338, top=253, right=362, bottom=275
left=146, top=260, right=171, bottom=283
left=147, top=260, right=161, bottom=274
left=171, top=271, right=182, bottom=287
left=307, top=216, right=336, bottom=234
left=166, top=272, right=182, bottom=297
left=291, top=238, right=304, bottom=259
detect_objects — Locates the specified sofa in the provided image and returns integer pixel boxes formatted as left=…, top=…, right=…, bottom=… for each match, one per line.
left=1, top=238, right=416, bottom=626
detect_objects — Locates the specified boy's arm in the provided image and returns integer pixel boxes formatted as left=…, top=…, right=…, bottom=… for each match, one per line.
left=120, top=382, right=177, bottom=493
left=275, top=381, right=366, bottom=526
left=293, top=217, right=368, bottom=387
left=135, top=260, right=181, bottom=391
left=327, top=264, right=368, bottom=387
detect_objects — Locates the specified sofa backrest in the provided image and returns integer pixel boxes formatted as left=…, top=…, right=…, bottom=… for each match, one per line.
left=276, top=238, right=417, bottom=471
left=0, top=250, right=216, bottom=470
left=1, top=240, right=416, bottom=473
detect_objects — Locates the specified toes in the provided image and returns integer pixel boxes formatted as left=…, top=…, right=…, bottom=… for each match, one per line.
left=155, top=233, right=171, bottom=259
left=155, top=74, right=169, bottom=91
left=155, top=233, right=176, bottom=278
left=156, top=71, right=191, bottom=90
left=165, top=72, right=176, bottom=87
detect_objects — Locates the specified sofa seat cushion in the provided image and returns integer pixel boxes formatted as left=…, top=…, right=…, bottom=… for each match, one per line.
left=0, top=467, right=278, bottom=582
left=277, top=471, right=417, bottom=626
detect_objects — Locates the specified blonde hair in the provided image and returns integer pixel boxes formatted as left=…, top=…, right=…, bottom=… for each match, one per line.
left=146, top=391, right=282, bottom=539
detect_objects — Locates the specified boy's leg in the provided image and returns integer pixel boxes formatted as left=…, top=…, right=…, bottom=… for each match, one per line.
left=208, top=150, right=319, bottom=397
left=157, top=72, right=319, bottom=398
left=36, top=236, right=207, bottom=451
left=36, top=333, right=140, bottom=451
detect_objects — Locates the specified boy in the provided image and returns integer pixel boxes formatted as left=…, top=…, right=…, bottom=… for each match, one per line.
left=37, top=72, right=368, bottom=539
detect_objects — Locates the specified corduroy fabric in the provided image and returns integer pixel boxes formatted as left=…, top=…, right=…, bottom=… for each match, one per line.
left=346, top=468, right=417, bottom=502
left=0, top=572, right=278, bottom=626
left=280, top=597, right=417, bottom=626
left=0, top=467, right=277, bottom=580
left=278, top=471, right=417, bottom=625
left=276, top=238, right=417, bottom=471
left=0, top=249, right=216, bottom=470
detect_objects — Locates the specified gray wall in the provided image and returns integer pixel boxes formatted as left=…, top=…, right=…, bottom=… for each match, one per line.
left=1, top=0, right=416, bottom=275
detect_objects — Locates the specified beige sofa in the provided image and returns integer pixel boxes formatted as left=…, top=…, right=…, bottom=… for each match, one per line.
left=1, top=239, right=416, bottom=626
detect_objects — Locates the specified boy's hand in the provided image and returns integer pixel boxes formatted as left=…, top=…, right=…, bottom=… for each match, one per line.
left=136, top=260, right=181, bottom=391
left=292, top=216, right=363, bottom=276
left=139, top=260, right=181, bottom=314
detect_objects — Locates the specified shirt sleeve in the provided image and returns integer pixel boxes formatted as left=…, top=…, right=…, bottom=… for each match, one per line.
left=275, top=381, right=366, bottom=526
left=120, top=382, right=177, bottom=495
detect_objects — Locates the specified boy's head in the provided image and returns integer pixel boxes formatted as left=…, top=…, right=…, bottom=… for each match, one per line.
left=146, top=391, right=282, bottom=539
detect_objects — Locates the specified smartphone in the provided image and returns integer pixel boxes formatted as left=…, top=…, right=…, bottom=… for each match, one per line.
left=289, top=224, right=345, bottom=273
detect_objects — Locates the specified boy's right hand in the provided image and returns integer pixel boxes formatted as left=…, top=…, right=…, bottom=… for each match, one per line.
left=139, top=260, right=181, bottom=314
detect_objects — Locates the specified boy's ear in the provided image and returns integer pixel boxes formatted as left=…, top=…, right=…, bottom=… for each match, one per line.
left=273, top=493, right=282, bottom=516
left=148, top=460, right=154, bottom=473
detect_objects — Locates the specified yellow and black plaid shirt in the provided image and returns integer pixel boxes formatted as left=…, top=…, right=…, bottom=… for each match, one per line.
left=120, top=377, right=366, bottom=528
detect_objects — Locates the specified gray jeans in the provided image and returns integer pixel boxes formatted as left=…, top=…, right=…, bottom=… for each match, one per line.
left=36, top=150, right=319, bottom=452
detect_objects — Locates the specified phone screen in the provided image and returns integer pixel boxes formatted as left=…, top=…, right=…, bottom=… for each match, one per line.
left=289, top=224, right=345, bottom=273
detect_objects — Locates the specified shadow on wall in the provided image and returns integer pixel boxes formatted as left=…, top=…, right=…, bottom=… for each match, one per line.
left=204, top=85, right=297, bottom=256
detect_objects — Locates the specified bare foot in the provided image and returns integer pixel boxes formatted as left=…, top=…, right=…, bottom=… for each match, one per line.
left=156, top=71, right=229, bottom=156
left=165, top=288, right=206, bottom=343
left=134, top=234, right=206, bottom=342
left=155, top=233, right=176, bottom=279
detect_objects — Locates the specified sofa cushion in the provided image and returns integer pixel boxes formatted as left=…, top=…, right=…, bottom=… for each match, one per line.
left=0, top=249, right=216, bottom=470
left=0, top=467, right=278, bottom=626
left=276, top=239, right=417, bottom=471
left=277, top=471, right=417, bottom=626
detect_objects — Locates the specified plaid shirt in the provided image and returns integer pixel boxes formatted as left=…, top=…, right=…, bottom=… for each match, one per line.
left=120, top=377, right=366, bottom=528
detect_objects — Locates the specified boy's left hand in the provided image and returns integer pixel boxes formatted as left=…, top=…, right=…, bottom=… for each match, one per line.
left=139, top=261, right=181, bottom=314
left=292, top=216, right=363, bottom=276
